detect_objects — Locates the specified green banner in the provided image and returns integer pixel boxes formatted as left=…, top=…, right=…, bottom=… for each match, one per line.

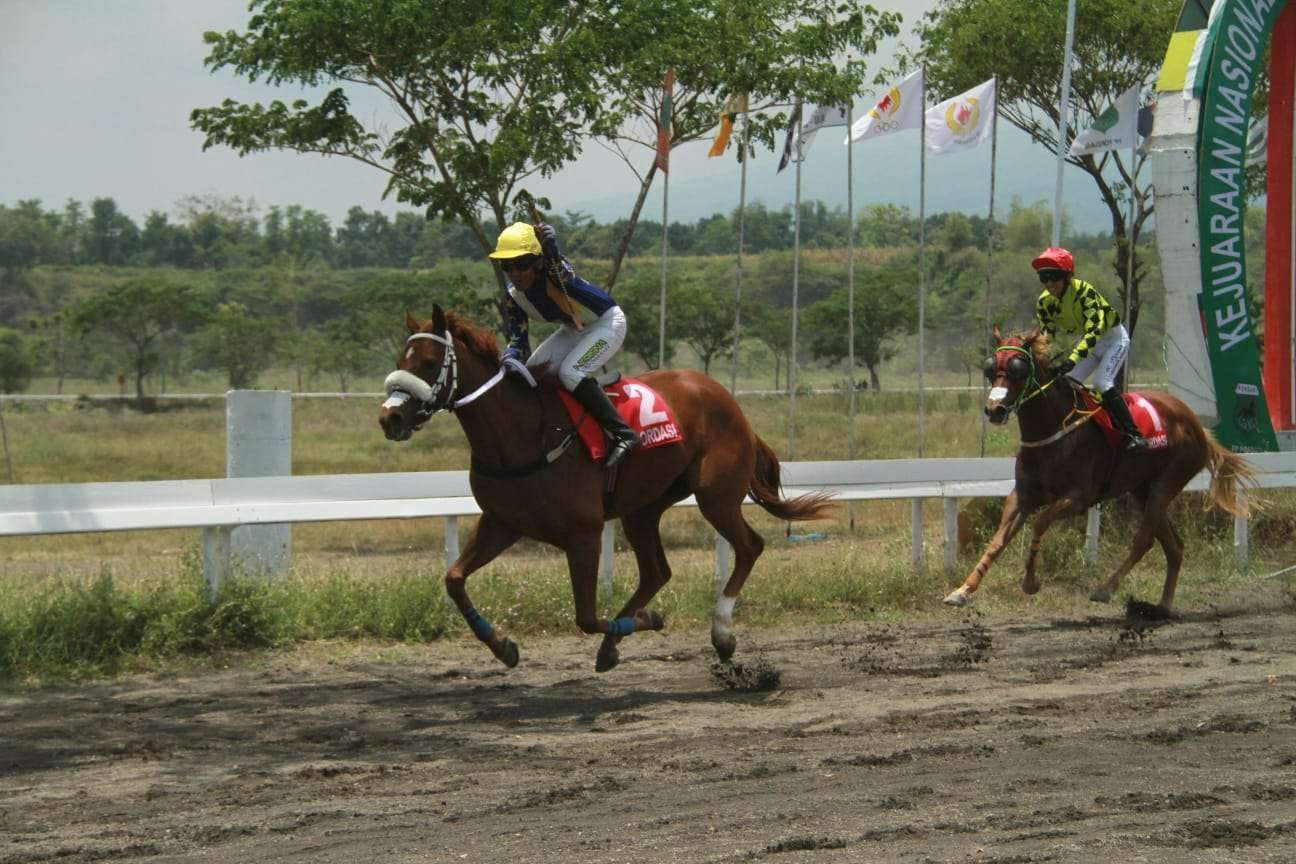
left=1196, top=0, right=1282, bottom=451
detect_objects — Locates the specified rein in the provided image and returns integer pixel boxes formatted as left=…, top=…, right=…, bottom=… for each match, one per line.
left=995, top=343, right=1099, bottom=449
left=383, top=329, right=578, bottom=477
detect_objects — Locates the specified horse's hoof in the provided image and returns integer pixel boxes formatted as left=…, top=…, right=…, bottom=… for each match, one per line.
left=1021, top=579, right=1041, bottom=596
left=494, top=638, right=520, bottom=668
left=636, top=609, right=665, bottom=631
left=1089, top=588, right=1112, bottom=603
left=712, top=632, right=737, bottom=662
left=943, top=589, right=970, bottom=607
left=595, top=645, right=619, bottom=673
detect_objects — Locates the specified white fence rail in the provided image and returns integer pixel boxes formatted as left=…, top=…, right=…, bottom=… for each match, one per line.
left=3, top=453, right=1293, bottom=600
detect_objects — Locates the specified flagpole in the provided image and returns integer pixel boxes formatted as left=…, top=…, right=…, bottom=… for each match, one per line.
left=981, top=76, right=999, bottom=458
left=789, top=105, right=803, bottom=461
left=846, top=99, right=857, bottom=529
left=918, top=75, right=927, bottom=460
left=730, top=117, right=749, bottom=394
left=1125, top=139, right=1136, bottom=385
left=1052, top=0, right=1078, bottom=246
left=658, top=166, right=670, bottom=368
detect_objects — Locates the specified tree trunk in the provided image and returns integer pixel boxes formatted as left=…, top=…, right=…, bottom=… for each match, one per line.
left=605, top=162, right=661, bottom=292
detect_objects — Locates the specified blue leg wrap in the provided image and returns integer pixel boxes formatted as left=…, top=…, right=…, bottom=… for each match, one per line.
left=607, top=617, right=637, bottom=637
left=464, top=606, right=494, bottom=642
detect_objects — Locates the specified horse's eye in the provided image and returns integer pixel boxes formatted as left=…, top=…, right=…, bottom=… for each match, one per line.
left=982, top=357, right=996, bottom=380
left=1006, top=355, right=1030, bottom=380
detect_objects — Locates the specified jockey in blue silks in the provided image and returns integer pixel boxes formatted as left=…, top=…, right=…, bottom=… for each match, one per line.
left=488, top=221, right=641, bottom=469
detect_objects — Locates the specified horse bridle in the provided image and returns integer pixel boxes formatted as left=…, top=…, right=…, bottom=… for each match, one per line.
left=381, top=329, right=576, bottom=474
left=987, top=344, right=1055, bottom=417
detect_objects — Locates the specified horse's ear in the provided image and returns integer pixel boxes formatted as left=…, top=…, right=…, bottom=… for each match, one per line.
left=992, top=323, right=1002, bottom=343
left=1026, top=325, right=1042, bottom=342
left=404, top=310, right=419, bottom=334
left=432, top=304, right=447, bottom=335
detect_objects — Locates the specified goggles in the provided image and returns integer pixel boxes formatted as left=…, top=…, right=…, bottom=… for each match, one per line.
left=501, top=256, right=539, bottom=272
left=1037, top=269, right=1067, bottom=284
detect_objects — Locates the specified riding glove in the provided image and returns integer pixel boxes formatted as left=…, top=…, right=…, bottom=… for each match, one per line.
left=1049, top=356, right=1076, bottom=378
left=537, top=223, right=560, bottom=259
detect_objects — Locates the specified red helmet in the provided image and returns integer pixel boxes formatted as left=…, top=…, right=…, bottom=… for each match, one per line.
left=1032, top=246, right=1074, bottom=272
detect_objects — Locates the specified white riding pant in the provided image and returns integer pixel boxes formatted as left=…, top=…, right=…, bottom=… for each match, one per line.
left=527, top=306, right=627, bottom=391
left=1065, top=323, right=1129, bottom=393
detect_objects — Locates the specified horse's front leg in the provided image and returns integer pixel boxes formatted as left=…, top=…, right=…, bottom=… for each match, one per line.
left=566, top=531, right=657, bottom=673
left=445, top=512, right=522, bottom=667
left=1021, top=496, right=1088, bottom=595
left=944, top=489, right=1031, bottom=606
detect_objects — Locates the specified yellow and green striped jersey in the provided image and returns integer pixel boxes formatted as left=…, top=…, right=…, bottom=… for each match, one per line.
left=1035, top=277, right=1120, bottom=363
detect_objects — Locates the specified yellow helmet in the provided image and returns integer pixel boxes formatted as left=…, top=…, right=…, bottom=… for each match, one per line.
left=488, top=222, right=542, bottom=259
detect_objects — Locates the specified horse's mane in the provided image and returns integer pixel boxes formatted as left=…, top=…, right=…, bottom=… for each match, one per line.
left=1003, top=329, right=1054, bottom=368
left=444, top=311, right=501, bottom=366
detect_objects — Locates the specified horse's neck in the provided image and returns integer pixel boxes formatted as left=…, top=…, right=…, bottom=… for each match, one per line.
left=451, top=352, right=547, bottom=458
left=1017, top=376, right=1079, bottom=440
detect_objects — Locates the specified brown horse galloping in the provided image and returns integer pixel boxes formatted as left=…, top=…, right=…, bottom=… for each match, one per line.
left=944, top=326, right=1255, bottom=615
left=378, top=306, right=834, bottom=672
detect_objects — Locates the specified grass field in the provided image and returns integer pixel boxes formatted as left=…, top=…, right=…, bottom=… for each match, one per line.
left=0, top=382, right=1291, bottom=684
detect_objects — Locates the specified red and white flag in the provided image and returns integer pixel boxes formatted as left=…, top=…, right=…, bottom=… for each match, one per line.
left=925, top=77, right=996, bottom=156
left=846, top=69, right=924, bottom=144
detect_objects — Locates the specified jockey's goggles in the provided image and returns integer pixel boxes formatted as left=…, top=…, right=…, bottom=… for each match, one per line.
left=501, top=255, right=539, bottom=272
left=1037, top=268, right=1067, bottom=284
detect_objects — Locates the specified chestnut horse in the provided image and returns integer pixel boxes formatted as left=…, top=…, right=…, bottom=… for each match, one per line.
left=378, top=306, right=834, bottom=672
left=944, top=326, right=1255, bottom=614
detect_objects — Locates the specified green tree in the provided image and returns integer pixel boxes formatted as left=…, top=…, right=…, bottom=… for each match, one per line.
left=71, top=278, right=210, bottom=401
left=192, top=0, right=614, bottom=307
left=911, top=0, right=1179, bottom=334
left=615, top=270, right=676, bottom=370
left=0, top=327, right=33, bottom=394
left=803, top=261, right=918, bottom=391
left=192, top=302, right=280, bottom=389
left=672, top=274, right=734, bottom=375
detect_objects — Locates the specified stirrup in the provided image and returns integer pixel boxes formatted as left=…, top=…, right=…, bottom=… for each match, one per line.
left=604, top=436, right=640, bottom=469
left=1123, top=435, right=1148, bottom=453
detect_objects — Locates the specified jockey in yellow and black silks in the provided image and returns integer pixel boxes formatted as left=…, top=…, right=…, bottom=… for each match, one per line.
left=489, top=221, right=641, bottom=469
left=1033, top=246, right=1148, bottom=452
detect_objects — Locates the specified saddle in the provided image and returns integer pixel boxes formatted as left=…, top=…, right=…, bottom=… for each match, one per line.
left=1076, top=387, right=1170, bottom=450
left=558, top=377, right=684, bottom=461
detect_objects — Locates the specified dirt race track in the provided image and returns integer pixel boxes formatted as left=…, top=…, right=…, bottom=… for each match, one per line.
left=3, top=585, right=1295, bottom=864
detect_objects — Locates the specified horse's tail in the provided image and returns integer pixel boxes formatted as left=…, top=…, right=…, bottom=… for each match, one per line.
left=1203, top=431, right=1259, bottom=518
left=749, top=436, right=838, bottom=522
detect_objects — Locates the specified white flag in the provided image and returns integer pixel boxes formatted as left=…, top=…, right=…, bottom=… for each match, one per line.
left=799, top=104, right=848, bottom=157
left=1069, top=85, right=1140, bottom=157
left=925, top=77, right=996, bottom=156
left=846, top=70, right=924, bottom=144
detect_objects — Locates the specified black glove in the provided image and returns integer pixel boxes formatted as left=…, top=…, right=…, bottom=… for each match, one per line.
left=537, top=223, right=559, bottom=259
left=1050, top=356, right=1076, bottom=378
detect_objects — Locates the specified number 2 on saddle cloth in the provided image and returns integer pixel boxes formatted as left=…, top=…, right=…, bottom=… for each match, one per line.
left=558, top=378, right=684, bottom=461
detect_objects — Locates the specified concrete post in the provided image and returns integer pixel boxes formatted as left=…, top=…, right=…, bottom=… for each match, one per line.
left=1085, top=505, right=1101, bottom=565
left=226, top=390, right=292, bottom=576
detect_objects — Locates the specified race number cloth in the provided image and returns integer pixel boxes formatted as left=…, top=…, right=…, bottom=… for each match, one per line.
left=1083, top=390, right=1171, bottom=450
left=558, top=377, right=683, bottom=462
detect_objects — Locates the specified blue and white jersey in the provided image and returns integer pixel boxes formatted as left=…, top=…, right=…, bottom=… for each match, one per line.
left=503, top=258, right=618, bottom=360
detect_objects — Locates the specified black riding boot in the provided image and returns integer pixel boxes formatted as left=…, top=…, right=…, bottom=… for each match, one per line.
left=572, top=377, right=641, bottom=469
left=1101, top=388, right=1148, bottom=452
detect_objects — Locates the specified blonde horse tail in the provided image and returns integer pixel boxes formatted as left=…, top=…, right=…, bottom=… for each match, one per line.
left=1203, top=431, right=1258, bottom=519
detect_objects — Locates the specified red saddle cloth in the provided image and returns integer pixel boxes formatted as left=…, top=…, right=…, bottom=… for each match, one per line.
left=1080, top=389, right=1170, bottom=450
left=558, top=377, right=684, bottom=462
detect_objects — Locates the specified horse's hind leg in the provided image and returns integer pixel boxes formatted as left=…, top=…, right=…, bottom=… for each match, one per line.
left=445, top=512, right=522, bottom=667
left=595, top=505, right=672, bottom=673
left=694, top=492, right=764, bottom=663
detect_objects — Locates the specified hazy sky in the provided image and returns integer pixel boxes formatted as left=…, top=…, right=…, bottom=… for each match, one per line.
left=1, top=0, right=1112, bottom=233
